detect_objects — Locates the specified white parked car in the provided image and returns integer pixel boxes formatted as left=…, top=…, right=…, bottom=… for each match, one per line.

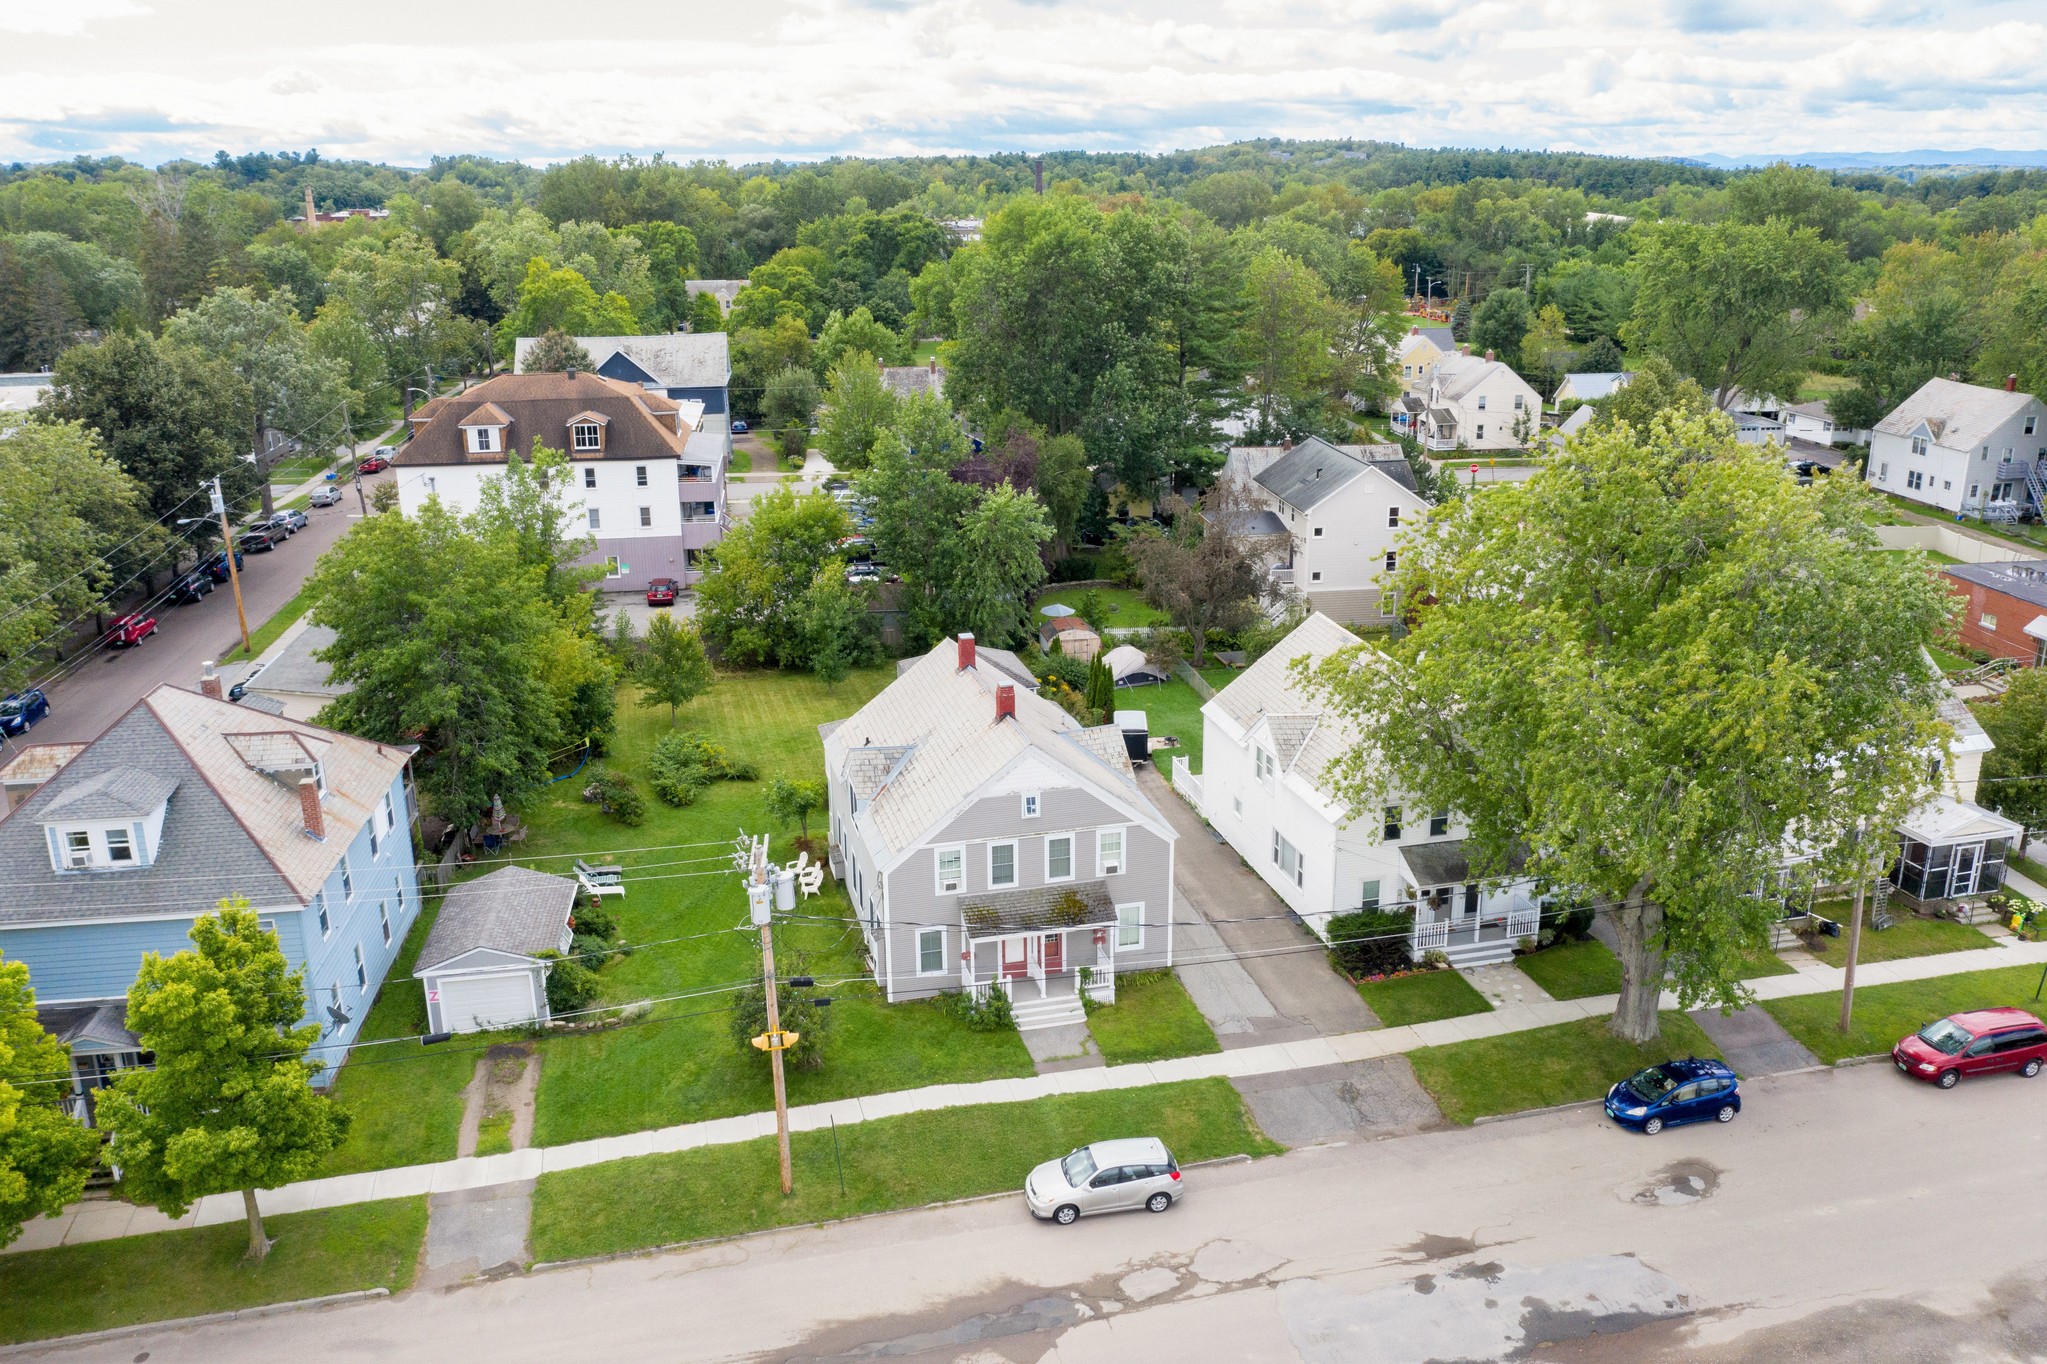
left=1025, top=1138, right=1182, bottom=1225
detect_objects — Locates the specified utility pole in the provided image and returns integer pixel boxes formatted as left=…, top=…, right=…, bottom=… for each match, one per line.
left=1524, top=263, right=1533, bottom=293
left=745, top=836, right=795, bottom=1195
left=209, top=477, right=251, bottom=656
left=1838, top=823, right=1871, bottom=1033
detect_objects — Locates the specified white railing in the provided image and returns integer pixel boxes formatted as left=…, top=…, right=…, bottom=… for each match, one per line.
left=1506, top=899, right=1539, bottom=942
left=1169, top=755, right=1202, bottom=805
left=1410, top=917, right=1450, bottom=953
left=1269, top=564, right=1295, bottom=584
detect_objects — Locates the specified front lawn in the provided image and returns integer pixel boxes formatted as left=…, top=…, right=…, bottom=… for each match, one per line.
left=1762, top=963, right=2047, bottom=1065
left=1086, top=971, right=1220, bottom=1065
left=1357, top=969, right=1493, bottom=1026
left=528, top=1078, right=1279, bottom=1260
left=0, top=1197, right=427, bottom=1346
left=1800, top=909, right=1994, bottom=967
left=2009, top=853, right=2047, bottom=888
left=1514, top=939, right=1622, bottom=1000
left=1409, top=1012, right=1724, bottom=1126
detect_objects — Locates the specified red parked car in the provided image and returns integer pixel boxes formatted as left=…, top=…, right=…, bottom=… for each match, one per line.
left=105, top=613, right=158, bottom=646
left=1893, top=1007, right=2047, bottom=1088
left=645, top=576, right=680, bottom=607
left=357, top=453, right=391, bottom=474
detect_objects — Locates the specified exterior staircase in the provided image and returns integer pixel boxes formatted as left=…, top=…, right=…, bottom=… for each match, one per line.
left=1009, top=985, right=1087, bottom=1032
left=1436, top=935, right=1517, bottom=969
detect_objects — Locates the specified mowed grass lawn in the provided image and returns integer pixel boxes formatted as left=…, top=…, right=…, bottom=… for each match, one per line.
left=1357, top=969, right=1493, bottom=1026
left=1763, top=963, right=2047, bottom=1065
left=1410, top=1013, right=1724, bottom=1125
left=1126, top=667, right=1237, bottom=772
left=0, top=1198, right=426, bottom=1346
left=1515, top=938, right=1792, bottom=1003
left=529, top=1079, right=1279, bottom=1260
left=1086, top=971, right=1220, bottom=1065
left=317, top=665, right=1037, bottom=1169
left=1800, top=909, right=1995, bottom=967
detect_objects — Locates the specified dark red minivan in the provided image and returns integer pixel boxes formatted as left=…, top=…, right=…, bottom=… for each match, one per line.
left=1893, top=1007, right=2047, bottom=1088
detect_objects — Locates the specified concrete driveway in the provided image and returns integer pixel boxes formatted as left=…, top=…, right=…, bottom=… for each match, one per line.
left=1139, top=767, right=1377, bottom=1040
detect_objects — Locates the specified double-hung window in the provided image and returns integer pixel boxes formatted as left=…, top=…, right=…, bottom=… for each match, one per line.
left=378, top=902, right=392, bottom=945
left=583, top=466, right=598, bottom=489
left=1273, top=832, right=1304, bottom=887
left=353, top=944, right=367, bottom=989
left=1383, top=805, right=1402, bottom=841
left=1360, top=879, right=1382, bottom=912
left=639, top=506, right=653, bottom=527
left=314, top=891, right=330, bottom=936
left=1477, top=394, right=1488, bottom=410
left=917, top=926, right=946, bottom=975
left=635, top=465, right=649, bottom=486
left=989, top=841, right=1018, bottom=888
left=63, top=830, right=91, bottom=868
left=105, top=829, right=134, bottom=863
left=572, top=422, right=602, bottom=452
left=1046, top=834, right=1074, bottom=882
left=1021, top=792, right=1041, bottom=818
left=1384, top=551, right=1398, bottom=573
left=1098, top=828, right=1125, bottom=876
left=588, top=507, right=602, bottom=530
left=1429, top=811, right=1451, bottom=837
left=934, top=846, right=964, bottom=895
left=369, top=822, right=381, bottom=860
left=1388, top=506, right=1400, bottom=528
left=340, top=859, right=354, bottom=900
left=1115, top=902, right=1143, bottom=949
left=1255, top=747, right=1275, bottom=782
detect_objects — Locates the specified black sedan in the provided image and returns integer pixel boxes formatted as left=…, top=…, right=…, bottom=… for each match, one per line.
left=169, top=570, right=215, bottom=604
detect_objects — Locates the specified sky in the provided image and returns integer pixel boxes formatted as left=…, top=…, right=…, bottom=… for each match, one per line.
left=1, top=0, right=2044, bottom=168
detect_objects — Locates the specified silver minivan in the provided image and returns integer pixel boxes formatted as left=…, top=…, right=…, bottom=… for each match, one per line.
left=1025, top=1138, right=1182, bottom=1224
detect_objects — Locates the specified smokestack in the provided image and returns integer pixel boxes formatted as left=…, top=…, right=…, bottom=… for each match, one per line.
left=298, top=777, right=325, bottom=841
left=996, top=684, right=1016, bottom=721
left=2008, top=374, right=2019, bottom=393
left=1033, top=158, right=1043, bottom=195
left=957, top=633, right=976, bottom=671
left=302, top=184, right=315, bottom=233
left=199, top=661, right=223, bottom=701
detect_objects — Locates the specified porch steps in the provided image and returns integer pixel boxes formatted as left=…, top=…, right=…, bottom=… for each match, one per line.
left=1010, top=991, right=1088, bottom=1032
left=1434, top=936, right=1518, bottom=970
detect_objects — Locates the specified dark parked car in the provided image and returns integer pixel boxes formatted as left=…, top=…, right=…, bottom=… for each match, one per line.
left=201, top=549, right=244, bottom=583
left=645, top=577, right=680, bottom=607
left=0, top=689, right=49, bottom=736
left=105, top=613, right=158, bottom=647
left=357, top=453, right=391, bottom=475
left=169, top=570, right=214, bottom=604
left=1893, top=1008, right=2047, bottom=1088
left=239, top=528, right=279, bottom=553
left=309, top=485, right=344, bottom=508
left=1604, top=1058, right=1741, bottom=1135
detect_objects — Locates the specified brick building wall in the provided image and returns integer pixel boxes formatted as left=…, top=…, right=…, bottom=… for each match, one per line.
left=1947, top=577, right=2047, bottom=664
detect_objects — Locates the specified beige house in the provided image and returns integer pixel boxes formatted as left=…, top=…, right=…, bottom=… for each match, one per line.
left=1395, top=326, right=1457, bottom=396
left=1418, top=353, right=1544, bottom=453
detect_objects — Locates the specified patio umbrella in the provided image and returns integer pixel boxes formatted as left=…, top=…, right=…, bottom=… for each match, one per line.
left=1039, top=603, right=1077, bottom=617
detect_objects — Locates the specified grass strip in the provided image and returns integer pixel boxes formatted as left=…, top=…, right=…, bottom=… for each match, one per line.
left=0, top=1197, right=427, bottom=1346
left=1356, top=969, right=1493, bottom=1026
left=1086, top=971, right=1221, bottom=1065
left=1762, top=963, right=2047, bottom=1066
left=1514, top=939, right=1622, bottom=1000
left=529, top=1078, right=1279, bottom=1261
left=475, top=1112, right=514, bottom=1157
left=1409, top=1012, right=1723, bottom=1126
left=1799, top=909, right=1993, bottom=967
left=220, top=584, right=315, bottom=664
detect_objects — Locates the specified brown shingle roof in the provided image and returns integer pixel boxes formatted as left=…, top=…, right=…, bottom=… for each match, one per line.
left=395, top=373, right=691, bottom=467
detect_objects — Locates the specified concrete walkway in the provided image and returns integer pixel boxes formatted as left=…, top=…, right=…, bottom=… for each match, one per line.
left=17, top=932, right=2046, bottom=1257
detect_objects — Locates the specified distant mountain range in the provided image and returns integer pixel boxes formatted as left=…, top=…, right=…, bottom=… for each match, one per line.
left=1683, top=149, right=2047, bottom=171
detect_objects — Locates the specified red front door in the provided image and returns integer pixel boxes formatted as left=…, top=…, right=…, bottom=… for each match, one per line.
left=1000, top=937, right=1028, bottom=978
left=1042, top=933, right=1063, bottom=975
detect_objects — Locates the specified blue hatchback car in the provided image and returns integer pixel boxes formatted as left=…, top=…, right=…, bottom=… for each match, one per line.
left=0, top=689, right=49, bottom=736
left=1604, top=1058, right=1741, bottom=1135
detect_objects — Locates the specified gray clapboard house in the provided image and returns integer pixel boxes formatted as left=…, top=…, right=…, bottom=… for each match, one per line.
left=821, top=635, right=1178, bottom=1031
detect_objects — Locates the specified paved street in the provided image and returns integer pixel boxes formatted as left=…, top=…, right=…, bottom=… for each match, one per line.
left=17, top=469, right=391, bottom=747
left=27, top=1064, right=2044, bottom=1363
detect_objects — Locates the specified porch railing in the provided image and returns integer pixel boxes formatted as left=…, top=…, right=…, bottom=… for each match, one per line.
left=1505, top=898, right=1539, bottom=942
left=1409, top=917, right=1450, bottom=953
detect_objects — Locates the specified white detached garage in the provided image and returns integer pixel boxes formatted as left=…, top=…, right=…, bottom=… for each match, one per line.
left=415, top=864, right=579, bottom=1035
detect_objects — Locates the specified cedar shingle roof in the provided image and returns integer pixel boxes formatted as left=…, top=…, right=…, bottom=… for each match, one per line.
left=398, top=372, right=691, bottom=467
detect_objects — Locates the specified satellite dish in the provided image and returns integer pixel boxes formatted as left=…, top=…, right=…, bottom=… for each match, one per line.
left=326, top=1003, right=353, bottom=1033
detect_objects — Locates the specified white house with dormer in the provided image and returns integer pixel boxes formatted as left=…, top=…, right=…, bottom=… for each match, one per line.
left=1868, top=376, right=2047, bottom=519
left=1417, top=352, right=1544, bottom=453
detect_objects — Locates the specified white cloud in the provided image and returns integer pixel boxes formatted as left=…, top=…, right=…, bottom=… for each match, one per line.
left=0, top=0, right=2041, bottom=164
left=0, top=0, right=147, bottom=38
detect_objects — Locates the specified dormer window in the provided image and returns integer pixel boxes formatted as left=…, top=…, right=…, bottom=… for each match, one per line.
left=63, top=830, right=91, bottom=868
left=106, top=829, right=135, bottom=862
left=469, top=426, right=498, bottom=454
left=572, top=422, right=601, bottom=451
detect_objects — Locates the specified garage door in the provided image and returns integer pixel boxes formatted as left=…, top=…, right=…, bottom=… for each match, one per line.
left=436, top=970, right=539, bottom=1034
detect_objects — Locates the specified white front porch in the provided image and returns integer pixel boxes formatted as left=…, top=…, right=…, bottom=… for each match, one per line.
left=1407, top=888, right=1540, bottom=968
left=963, top=925, right=1118, bottom=1031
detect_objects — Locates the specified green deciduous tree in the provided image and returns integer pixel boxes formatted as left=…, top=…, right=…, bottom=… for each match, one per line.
left=800, top=568, right=874, bottom=690
left=1127, top=477, right=1287, bottom=666
left=697, top=487, right=852, bottom=668
left=814, top=305, right=902, bottom=375
left=817, top=351, right=898, bottom=471
left=947, top=483, right=1055, bottom=647
left=495, top=260, right=638, bottom=360
left=1622, top=219, right=1849, bottom=409
left=1238, top=246, right=1345, bottom=442
left=521, top=328, right=595, bottom=373
left=1468, top=287, right=1533, bottom=369
left=762, top=364, right=820, bottom=463
left=636, top=612, right=714, bottom=723
left=765, top=776, right=825, bottom=841
left=685, top=289, right=726, bottom=334
left=0, top=956, right=100, bottom=1249
left=1309, top=411, right=1955, bottom=1042
left=97, top=902, right=347, bottom=1261
left=1592, top=355, right=1714, bottom=434
left=1976, top=669, right=2047, bottom=837
left=327, top=232, right=458, bottom=410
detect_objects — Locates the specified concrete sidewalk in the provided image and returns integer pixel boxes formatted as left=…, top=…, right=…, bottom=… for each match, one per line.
left=15, top=933, right=2047, bottom=1257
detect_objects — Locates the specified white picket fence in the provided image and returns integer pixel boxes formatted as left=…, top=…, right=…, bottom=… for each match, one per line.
left=1169, top=754, right=1202, bottom=805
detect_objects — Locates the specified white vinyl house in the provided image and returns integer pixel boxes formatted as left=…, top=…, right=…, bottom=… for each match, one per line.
left=1225, top=437, right=1431, bottom=626
left=1868, top=376, right=2047, bottom=519
left=1417, top=352, right=1544, bottom=453
left=1191, top=613, right=1538, bottom=966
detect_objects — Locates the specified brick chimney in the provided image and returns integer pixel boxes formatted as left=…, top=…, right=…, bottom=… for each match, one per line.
left=929, top=358, right=937, bottom=375
left=1281, top=437, right=1293, bottom=451
left=957, top=633, right=976, bottom=670
left=199, top=661, right=223, bottom=701
left=1484, top=349, right=1495, bottom=362
left=995, top=684, right=1016, bottom=721
left=298, top=777, right=325, bottom=841
left=2008, top=374, right=2019, bottom=393
left=1460, top=343, right=1471, bottom=355
left=565, top=366, right=578, bottom=381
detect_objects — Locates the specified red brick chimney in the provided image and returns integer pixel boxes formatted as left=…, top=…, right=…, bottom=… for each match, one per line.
left=199, top=661, right=223, bottom=701
left=298, top=776, right=325, bottom=841
left=957, top=633, right=976, bottom=670
left=995, top=684, right=1015, bottom=721
left=1484, top=349, right=1495, bottom=362
left=1281, top=437, right=1293, bottom=451
left=928, top=358, right=937, bottom=375
left=2008, top=374, right=2019, bottom=393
